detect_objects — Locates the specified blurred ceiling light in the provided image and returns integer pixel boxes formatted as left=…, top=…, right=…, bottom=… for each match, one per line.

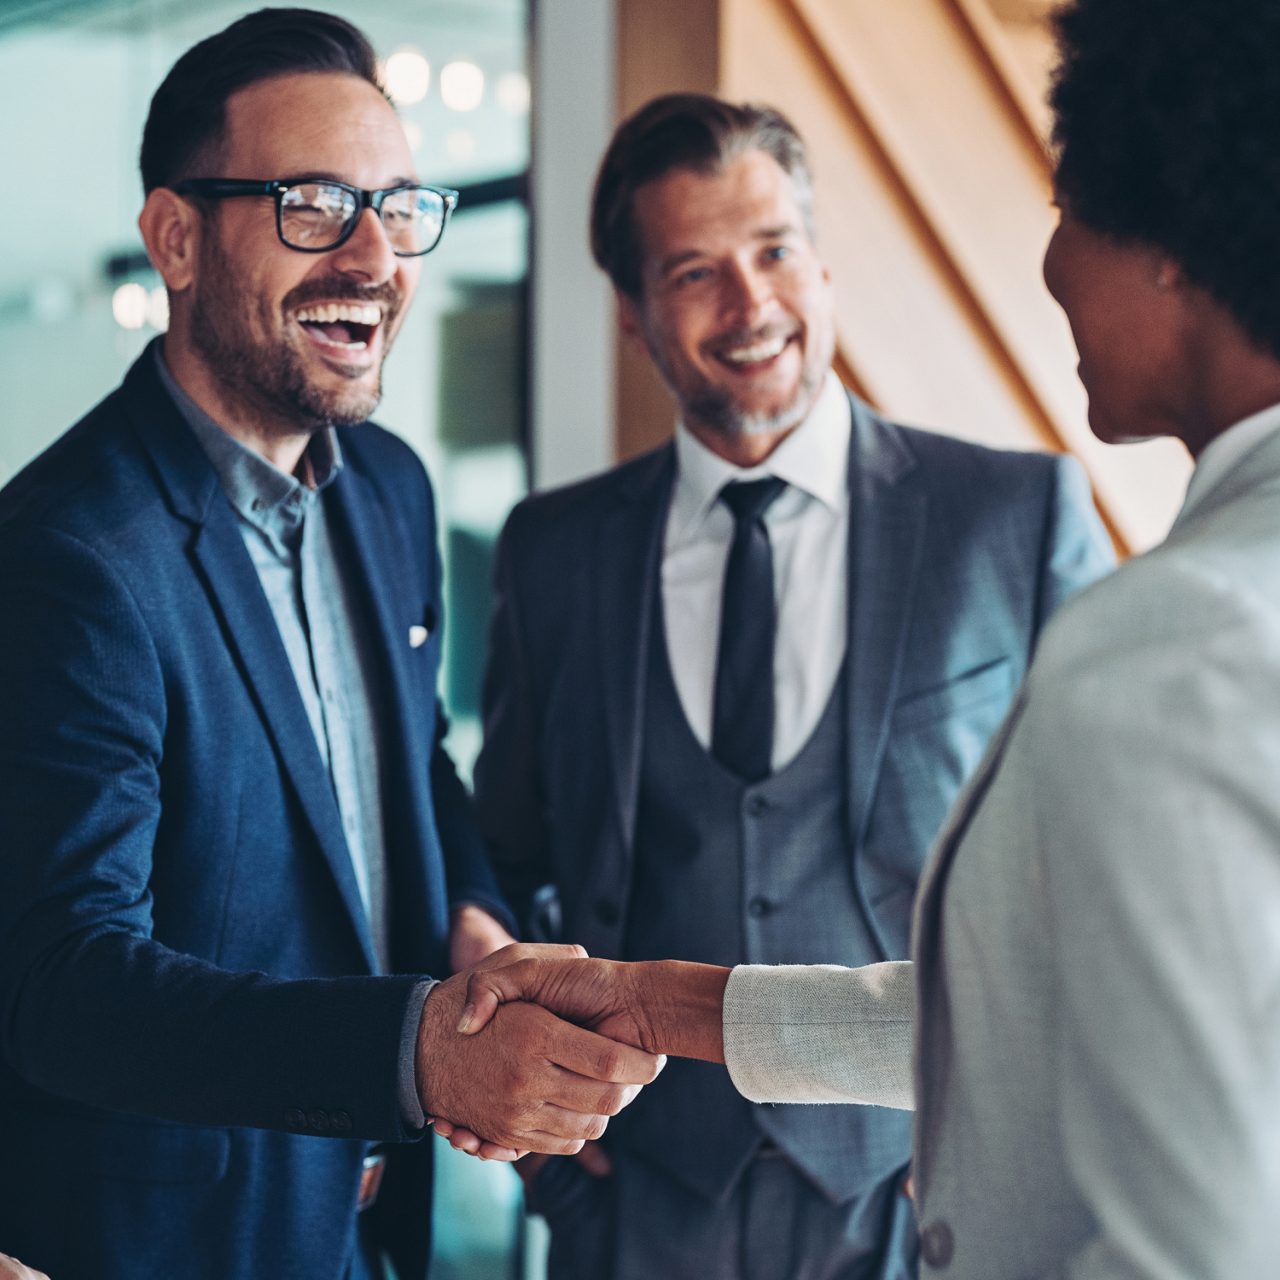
left=384, top=49, right=430, bottom=105
left=445, top=130, right=476, bottom=161
left=496, top=71, right=531, bottom=115
left=402, top=119, right=424, bottom=153
left=148, top=286, right=170, bottom=332
left=440, top=60, right=484, bottom=112
left=112, top=282, right=148, bottom=331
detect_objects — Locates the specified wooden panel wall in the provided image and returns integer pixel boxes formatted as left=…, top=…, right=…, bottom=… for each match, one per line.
left=612, top=0, right=1191, bottom=553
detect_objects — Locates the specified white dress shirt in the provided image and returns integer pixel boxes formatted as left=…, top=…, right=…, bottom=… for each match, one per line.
left=663, top=370, right=851, bottom=772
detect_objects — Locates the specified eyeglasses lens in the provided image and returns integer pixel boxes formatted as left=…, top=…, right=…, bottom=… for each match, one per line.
left=279, top=183, right=446, bottom=255
left=280, top=183, right=358, bottom=251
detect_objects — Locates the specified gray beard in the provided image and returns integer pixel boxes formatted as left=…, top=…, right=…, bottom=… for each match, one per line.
left=683, top=363, right=823, bottom=438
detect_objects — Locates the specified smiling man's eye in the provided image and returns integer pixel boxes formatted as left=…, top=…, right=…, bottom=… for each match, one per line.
left=674, top=265, right=712, bottom=288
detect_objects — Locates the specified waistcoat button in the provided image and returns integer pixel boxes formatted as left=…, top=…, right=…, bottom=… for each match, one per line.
left=921, top=1221, right=954, bottom=1268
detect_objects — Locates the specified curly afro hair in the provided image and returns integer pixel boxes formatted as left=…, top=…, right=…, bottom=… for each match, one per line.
left=1050, top=0, right=1280, bottom=359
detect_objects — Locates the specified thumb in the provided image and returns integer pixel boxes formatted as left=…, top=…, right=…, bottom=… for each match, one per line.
left=457, top=960, right=537, bottom=1034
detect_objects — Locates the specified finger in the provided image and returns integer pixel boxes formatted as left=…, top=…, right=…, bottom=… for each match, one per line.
left=546, top=1021, right=665, bottom=1086
left=535, top=1067, right=644, bottom=1121
left=459, top=955, right=555, bottom=1034
left=471, top=1140, right=527, bottom=1162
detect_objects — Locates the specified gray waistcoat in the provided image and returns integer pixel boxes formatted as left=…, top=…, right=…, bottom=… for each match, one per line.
left=611, top=600, right=913, bottom=1205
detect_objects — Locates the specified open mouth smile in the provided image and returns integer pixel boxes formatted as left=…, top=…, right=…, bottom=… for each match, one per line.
left=712, top=332, right=797, bottom=372
left=295, top=301, right=385, bottom=354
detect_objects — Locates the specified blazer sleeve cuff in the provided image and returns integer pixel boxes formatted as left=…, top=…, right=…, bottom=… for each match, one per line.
left=723, top=962, right=917, bottom=1111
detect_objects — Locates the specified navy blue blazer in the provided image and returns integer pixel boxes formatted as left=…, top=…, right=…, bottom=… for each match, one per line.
left=0, top=347, right=507, bottom=1280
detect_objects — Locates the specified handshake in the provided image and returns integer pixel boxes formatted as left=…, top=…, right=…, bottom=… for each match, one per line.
left=415, top=945, right=729, bottom=1161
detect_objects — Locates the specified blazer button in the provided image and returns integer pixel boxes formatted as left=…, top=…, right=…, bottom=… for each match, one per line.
left=747, top=896, right=773, bottom=919
left=285, top=1108, right=307, bottom=1131
left=921, top=1220, right=954, bottom=1269
left=332, top=1111, right=353, bottom=1134
left=746, top=795, right=769, bottom=817
left=593, top=898, right=620, bottom=927
left=308, top=1109, right=331, bottom=1133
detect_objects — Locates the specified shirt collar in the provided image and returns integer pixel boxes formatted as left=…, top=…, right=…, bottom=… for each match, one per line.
left=1180, top=399, right=1280, bottom=524
left=153, top=344, right=344, bottom=538
left=669, top=370, right=850, bottom=543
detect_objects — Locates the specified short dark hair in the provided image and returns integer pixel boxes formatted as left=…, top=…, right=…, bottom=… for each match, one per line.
left=1050, top=0, right=1280, bottom=358
left=140, top=8, right=385, bottom=193
left=590, top=93, right=815, bottom=299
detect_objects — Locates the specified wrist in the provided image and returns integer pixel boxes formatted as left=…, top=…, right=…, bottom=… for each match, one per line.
left=635, top=961, right=729, bottom=1063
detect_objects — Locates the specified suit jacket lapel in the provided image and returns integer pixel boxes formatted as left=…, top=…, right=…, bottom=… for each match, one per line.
left=124, top=353, right=379, bottom=972
left=596, top=447, right=676, bottom=854
left=325, top=464, right=448, bottom=947
left=844, top=397, right=928, bottom=856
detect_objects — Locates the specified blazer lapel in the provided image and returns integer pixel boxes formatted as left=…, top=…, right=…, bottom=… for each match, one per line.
left=324, top=465, right=449, bottom=944
left=596, top=447, right=676, bottom=854
left=844, top=398, right=928, bottom=857
left=123, top=352, right=379, bottom=972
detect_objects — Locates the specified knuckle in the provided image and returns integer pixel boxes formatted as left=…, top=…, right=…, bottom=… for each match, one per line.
left=595, top=1044, right=625, bottom=1081
left=585, top=1114, right=609, bottom=1142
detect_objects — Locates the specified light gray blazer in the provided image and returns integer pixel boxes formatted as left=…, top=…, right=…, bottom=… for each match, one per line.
left=724, top=427, right=1280, bottom=1278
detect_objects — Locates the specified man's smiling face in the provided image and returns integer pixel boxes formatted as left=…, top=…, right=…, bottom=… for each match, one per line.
left=621, top=148, right=836, bottom=451
left=180, top=71, right=422, bottom=436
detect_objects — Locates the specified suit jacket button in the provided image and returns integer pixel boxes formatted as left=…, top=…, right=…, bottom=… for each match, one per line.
left=921, top=1221, right=954, bottom=1268
left=332, top=1111, right=352, bottom=1134
left=747, top=896, right=773, bottom=919
left=285, top=1108, right=307, bottom=1131
left=308, top=1109, right=331, bottom=1133
left=593, top=898, right=620, bottom=927
left=746, top=795, right=769, bottom=817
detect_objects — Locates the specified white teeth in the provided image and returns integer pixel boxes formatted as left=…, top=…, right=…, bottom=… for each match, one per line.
left=721, top=336, right=787, bottom=364
left=295, top=302, right=383, bottom=326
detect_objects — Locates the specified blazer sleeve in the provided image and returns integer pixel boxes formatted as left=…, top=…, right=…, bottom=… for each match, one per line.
left=0, top=525, right=427, bottom=1141
left=1029, top=560, right=1280, bottom=1279
left=472, top=505, right=553, bottom=933
left=1035, top=454, right=1116, bottom=637
left=722, top=962, right=916, bottom=1110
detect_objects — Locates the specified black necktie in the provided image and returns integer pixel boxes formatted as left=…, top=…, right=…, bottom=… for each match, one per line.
left=712, top=477, right=788, bottom=782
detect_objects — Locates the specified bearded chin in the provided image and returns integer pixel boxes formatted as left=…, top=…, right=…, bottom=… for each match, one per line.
left=685, top=365, right=822, bottom=438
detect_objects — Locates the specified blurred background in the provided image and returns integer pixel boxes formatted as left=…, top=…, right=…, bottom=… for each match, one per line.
left=0, top=1, right=1192, bottom=1275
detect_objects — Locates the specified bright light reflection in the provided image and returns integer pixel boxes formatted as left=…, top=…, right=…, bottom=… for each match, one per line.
left=496, top=71, right=530, bottom=115
left=384, top=50, right=430, bottom=105
left=148, top=286, right=170, bottom=332
left=112, top=282, right=148, bottom=330
left=440, top=60, right=484, bottom=112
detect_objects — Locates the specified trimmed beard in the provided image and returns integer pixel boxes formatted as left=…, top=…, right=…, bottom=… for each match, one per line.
left=189, top=233, right=401, bottom=435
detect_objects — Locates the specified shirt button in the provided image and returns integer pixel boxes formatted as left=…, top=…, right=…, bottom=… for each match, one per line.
left=747, top=896, right=773, bottom=919
left=746, top=795, right=769, bottom=817
left=921, top=1221, right=954, bottom=1269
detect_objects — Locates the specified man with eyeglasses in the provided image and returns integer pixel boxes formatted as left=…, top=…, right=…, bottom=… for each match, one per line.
left=0, top=10, right=660, bottom=1280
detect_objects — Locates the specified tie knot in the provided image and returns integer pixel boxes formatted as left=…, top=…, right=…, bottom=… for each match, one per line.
left=719, top=476, right=787, bottom=524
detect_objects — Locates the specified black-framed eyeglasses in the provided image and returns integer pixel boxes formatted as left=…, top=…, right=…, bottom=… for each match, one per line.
left=170, top=178, right=459, bottom=256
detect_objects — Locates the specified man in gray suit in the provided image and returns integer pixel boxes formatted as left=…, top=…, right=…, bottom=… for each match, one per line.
left=468, top=95, right=1112, bottom=1279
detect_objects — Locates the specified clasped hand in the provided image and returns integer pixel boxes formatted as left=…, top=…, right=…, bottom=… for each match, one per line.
left=416, top=945, right=662, bottom=1158
left=430, top=951, right=658, bottom=1161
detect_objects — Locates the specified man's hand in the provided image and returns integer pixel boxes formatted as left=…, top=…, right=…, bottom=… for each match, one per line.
left=448, top=903, right=518, bottom=974
left=0, top=1254, right=50, bottom=1280
left=416, top=946, right=664, bottom=1155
